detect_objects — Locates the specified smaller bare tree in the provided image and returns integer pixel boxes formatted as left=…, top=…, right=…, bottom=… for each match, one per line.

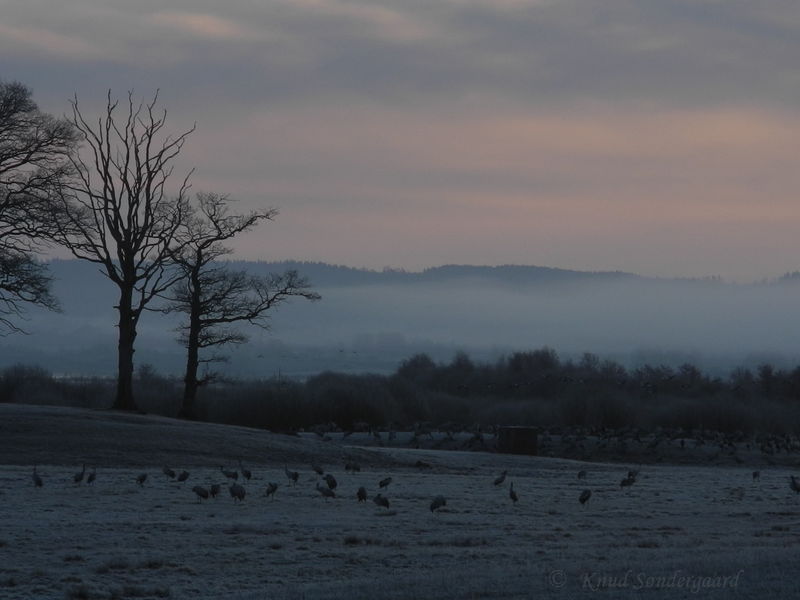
left=166, top=192, right=320, bottom=419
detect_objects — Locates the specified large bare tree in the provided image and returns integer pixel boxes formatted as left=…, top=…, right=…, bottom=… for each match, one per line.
left=166, top=192, right=320, bottom=419
left=0, top=80, right=75, bottom=333
left=52, top=91, right=193, bottom=411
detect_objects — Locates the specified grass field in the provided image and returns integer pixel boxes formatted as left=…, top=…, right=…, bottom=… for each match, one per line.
left=1, top=404, right=799, bottom=599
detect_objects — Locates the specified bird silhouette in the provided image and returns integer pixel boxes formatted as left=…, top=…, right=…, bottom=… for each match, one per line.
left=210, top=483, right=221, bottom=498
left=192, top=486, right=209, bottom=501
left=136, top=473, right=148, bottom=486
left=220, top=466, right=238, bottom=480
left=373, top=493, right=390, bottom=510
left=265, top=482, right=278, bottom=499
left=577, top=470, right=587, bottom=480
left=316, top=483, right=336, bottom=501
left=324, top=473, right=337, bottom=490
left=430, top=495, right=447, bottom=513
left=579, top=489, right=592, bottom=505
left=790, top=475, right=800, bottom=494
left=285, top=466, right=299, bottom=485
left=620, top=476, right=635, bottom=489
left=378, top=476, right=392, bottom=489
left=357, top=486, right=367, bottom=502
left=163, top=467, right=176, bottom=479
left=177, top=470, right=189, bottom=482
left=312, top=464, right=325, bottom=476
left=509, top=482, right=518, bottom=504
left=32, top=466, right=43, bottom=488
left=239, top=461, right=252, bottom=481
left=87, top=467, right=96, bottom=485
left=74, top=464, right=86, bottom=484
left=493, top=471, right=507, bottom=486
left=752, top=471, right=760, bottom=482
left=229, top=482, right=246, bottom=502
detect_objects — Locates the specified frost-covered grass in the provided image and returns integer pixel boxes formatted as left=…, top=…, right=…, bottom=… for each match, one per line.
left=1, top=405, right=799, bottom=599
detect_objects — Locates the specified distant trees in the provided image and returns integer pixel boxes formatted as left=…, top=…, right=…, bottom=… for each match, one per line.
left=165, top=192, right=320, bottom=419
left=0, top=80, right=76, bottom=332
left=51, top=91, right=193, bottom=411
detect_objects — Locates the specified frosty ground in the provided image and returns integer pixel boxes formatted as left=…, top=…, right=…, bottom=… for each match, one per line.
left=1, top=404, right=799, bottom=599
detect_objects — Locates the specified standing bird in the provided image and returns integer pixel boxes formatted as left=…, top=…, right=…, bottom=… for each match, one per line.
left=163, top=467, right=176, bottom=479
left=509, top=482, right=519, bottom=504
left=32, top=466, right=43, bottom=488
left=74, top=464, right=86, bottom=484
left=87, top=467, right=96, bottom=485
left=577, top=470, right=587, bottom=480
left=192, top=486, right=209, bottom=501
left=373, top=493, right=390, bottom=510
left=210, top=483, right=221, bottom=498
left=239, top=461, right=252, bottom=481
left=265, top=482, right=278, bottom=499
left=430, top=495, right=447, bottom=513
left=312, top=463, right=325, bottom=476
left=378, top=476, right=392, bottom=489
left=229, top=482, right=246, bottom=502
left=790, top=475, right=800, bottom=494
left=752, top=471, right=760, bottom=482
left=620, top=476, right=635, bottom=489
left=324, top=473, right=338, bottom=490
left=285, top=466, right=299, bottom=485
left=357, top=486, right=368, bottom=502
left=493, top=471, right=507, bottom=486
left=177, top=470, right=190, bottom=482
left=579, top=489, right=592, bottom=506
left=316, top=483, right=336, bottom=501
left=220, top=466, right=238, bottom=480
left=136, top=473, right=148, bottom=486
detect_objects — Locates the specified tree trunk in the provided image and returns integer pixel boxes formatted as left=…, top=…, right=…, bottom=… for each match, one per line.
left=180, top=320, right=200, bottom=419
left=113, top=286, right=138, bottom=411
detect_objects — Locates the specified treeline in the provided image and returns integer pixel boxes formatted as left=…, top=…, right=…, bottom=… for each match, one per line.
left=3, top=348, right=800, bottom=435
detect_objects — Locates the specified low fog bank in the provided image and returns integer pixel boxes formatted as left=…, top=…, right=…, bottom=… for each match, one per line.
left=3, top=261, right=800, bottom=378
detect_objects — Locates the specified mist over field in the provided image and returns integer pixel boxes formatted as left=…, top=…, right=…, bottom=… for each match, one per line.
left=5, top=260, right=800, bottom=378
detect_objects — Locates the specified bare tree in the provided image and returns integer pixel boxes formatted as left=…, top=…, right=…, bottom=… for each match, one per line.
left=0, top=80, right=75, bottom=333
left=51, top=91, right=193, bottom=411
left=166, top=192, right=320, bottom=419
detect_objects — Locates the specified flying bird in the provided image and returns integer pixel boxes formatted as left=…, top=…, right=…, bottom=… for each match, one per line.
left=430, top=495, right=447, bottom=513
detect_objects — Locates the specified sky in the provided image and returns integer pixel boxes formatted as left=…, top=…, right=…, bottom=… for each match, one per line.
left=2, top=0, right=800, bottom=282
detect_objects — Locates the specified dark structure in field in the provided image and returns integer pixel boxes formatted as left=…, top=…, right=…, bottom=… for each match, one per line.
left=497, top=426, right=538, bottom=455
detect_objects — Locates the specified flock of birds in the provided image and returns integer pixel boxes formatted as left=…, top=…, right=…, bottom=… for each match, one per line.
left=29, top=461, right=800, bottom=512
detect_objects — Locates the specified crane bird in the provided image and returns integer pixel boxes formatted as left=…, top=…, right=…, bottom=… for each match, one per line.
left=579, top=489, right=592, bottom=506
left=229, top=482, right=246, bottom=502
left=136, top=473, right=148, bottom=486
left=752, top=471, right=760, bottom=482
left=509, top=482, right=518, bottom=504
left=265, top=482, right=278, bottom=499
left=357, top=486, right=368, bottom=502
left=493, top=471, right=507, bottom=486
left=373, top=493, right=390, bottom=510
left=790, top=475, right=800, bottom=494
left=210, top=483, right=221, bottom=498
left=312, top=464, right=325, bottom=476
left=378, top=476, right=392, bottom=489
left=74, top=464, right=86, bottom=484
left=430, top=495, right=447, bottom=513
left=239, top=461, right=252, bottom=481
left=177, top=470, right=189, bottom=482
left=620, top=475, right=636, bottom=489
left=192, top=486, right=209, bottom=501
left=32, top=466, right=43, bottom=488
left=577, top=470, right=587, bottom=480
left=285, top=466, right=299, bottom=485
left=323, top=473, right=338, bottom=490
left=220, top=466, right=238, bottom=480
left=87, top=467, right=96, bottom=485
left=316, top=483, right=336, bottom=501
left=163, top=467, right=176, bottom=479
